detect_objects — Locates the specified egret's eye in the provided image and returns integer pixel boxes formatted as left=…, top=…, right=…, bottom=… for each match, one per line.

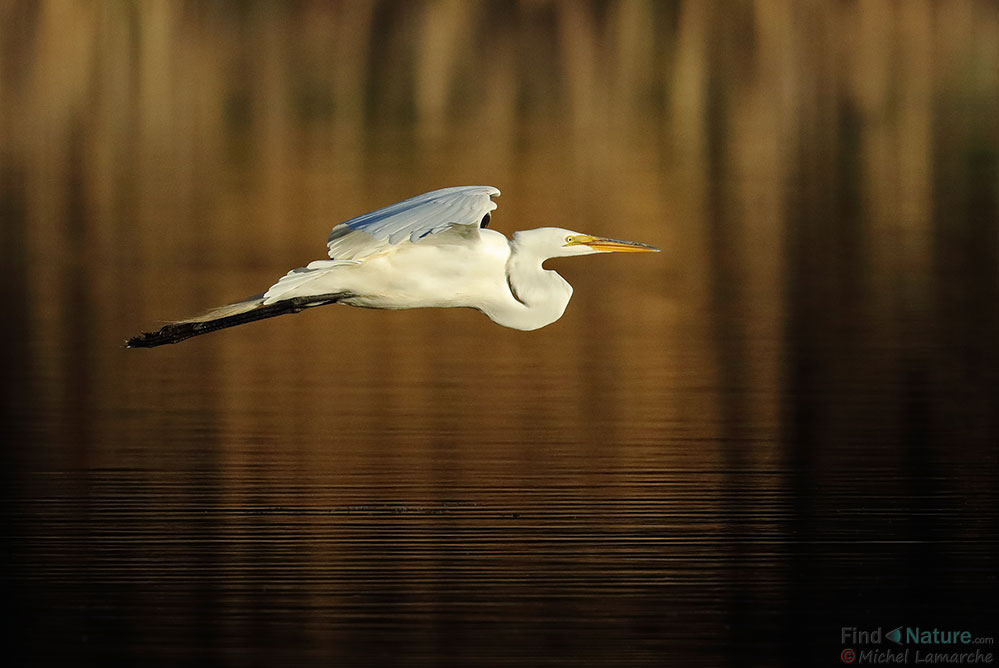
left=564, top=236, right=575, bottom=244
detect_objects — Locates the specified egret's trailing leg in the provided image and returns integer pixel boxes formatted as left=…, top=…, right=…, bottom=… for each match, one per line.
left=126, top=293, right=351, bottom=347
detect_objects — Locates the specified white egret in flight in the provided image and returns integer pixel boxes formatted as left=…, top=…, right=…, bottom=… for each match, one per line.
left=127, top=186, right=658, bottom=347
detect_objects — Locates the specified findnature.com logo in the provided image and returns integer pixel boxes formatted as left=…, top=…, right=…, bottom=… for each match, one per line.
left=839, top=626, right=995, bottom=664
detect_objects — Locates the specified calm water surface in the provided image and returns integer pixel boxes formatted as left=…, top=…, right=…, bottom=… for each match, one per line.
left=2, top=2, right=998, bottom=666
left=5, top=253, right=995, bottom=666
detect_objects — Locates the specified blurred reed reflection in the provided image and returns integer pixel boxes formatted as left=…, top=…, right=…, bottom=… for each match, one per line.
left=1, top=1, right=997, bottom=666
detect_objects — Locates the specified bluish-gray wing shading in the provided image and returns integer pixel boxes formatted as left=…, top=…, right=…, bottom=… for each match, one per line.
left=326, top=185, right=500, bottom=260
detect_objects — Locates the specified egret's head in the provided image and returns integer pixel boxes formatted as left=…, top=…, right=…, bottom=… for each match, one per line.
left=515, top=227, right=660, bottom=259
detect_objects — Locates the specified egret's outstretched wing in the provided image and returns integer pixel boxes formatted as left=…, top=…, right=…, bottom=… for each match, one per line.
left=326, top=185, right=500, bottom=260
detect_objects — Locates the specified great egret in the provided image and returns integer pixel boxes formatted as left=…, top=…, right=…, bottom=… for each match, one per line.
left=127, top=186, right=658, bottom=347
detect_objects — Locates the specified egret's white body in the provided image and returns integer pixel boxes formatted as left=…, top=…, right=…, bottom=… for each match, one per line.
left=127, top=186, right=657, bottom=347
left=265, top=227, right=575, bottom=330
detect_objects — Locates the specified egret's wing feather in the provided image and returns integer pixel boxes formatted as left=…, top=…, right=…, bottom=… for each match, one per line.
left=327, top=185, right=500, bottom=260
left=262, top=259, right=356, bottom=304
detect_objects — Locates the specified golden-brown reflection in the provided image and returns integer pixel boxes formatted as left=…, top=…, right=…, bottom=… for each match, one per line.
left=2, top=1, right=997, bottom=665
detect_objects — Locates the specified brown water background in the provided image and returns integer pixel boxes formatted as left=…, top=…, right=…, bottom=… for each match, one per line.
left=1, top=1, right=997, bottom=665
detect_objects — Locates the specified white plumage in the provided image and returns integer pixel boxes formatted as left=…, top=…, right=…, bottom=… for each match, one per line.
left=326, top=185, right=499, bottom=258
left=127, top=186, right=658, bottom=347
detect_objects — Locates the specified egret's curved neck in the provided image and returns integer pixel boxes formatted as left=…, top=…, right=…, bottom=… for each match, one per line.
left=496, top=240, right=573, bottom=331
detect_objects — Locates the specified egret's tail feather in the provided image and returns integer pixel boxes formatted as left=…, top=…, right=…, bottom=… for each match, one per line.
left=126, top=292, right=351, bottom=348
